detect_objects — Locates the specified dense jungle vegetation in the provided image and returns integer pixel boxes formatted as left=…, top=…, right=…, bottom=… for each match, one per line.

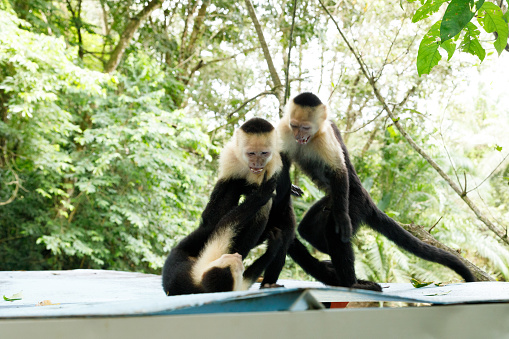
left=0, top=0, right=508, bottom=283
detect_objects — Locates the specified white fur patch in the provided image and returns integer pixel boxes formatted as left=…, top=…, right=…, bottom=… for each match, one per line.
left=218, top=131, right=283, bottom=185
left=278, top=105, right=346, bottom=171
left=191, top=227, right=235, bottom=286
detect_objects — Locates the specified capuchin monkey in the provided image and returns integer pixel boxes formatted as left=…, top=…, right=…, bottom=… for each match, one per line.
left=162, top=118, right=294, bottom=295
left=162, top=175, right=281, bottom=295
left=280, top=92, right=475, bottom=291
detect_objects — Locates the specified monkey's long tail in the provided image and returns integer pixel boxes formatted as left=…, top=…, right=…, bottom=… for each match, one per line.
left=366, top=209, right=476, bottom=282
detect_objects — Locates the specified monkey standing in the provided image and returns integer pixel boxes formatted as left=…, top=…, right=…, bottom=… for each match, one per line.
left=162, top=118, right=294, bottom=295
left=280, top=92, right=475, bottom=291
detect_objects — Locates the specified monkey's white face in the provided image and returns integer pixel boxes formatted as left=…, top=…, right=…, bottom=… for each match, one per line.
left=287, top=103, right=326, bottom=145
left=239, top=133, right=275, bottom=175
left=289, top=120, right=314, bottom=145
left=244, top=150, right=273, bottom=174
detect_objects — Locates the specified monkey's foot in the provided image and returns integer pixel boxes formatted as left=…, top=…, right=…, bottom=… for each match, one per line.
left=351, top=279, right=382, bottom=292
left=260, top=283, right=284, bottom=289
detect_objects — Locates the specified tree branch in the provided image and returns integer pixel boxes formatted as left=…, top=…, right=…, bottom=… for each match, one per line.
left=104, top=0, right=163, bottom=73
left=209, top=90, right=279, bottom=135
left=284, top=0, right=298, bottom=105
left=244, top=0, right=284, bottom=114
left=0, top=170, right=20, bottom=206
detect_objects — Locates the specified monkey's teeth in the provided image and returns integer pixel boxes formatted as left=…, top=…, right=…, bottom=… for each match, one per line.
left=297, top=137, right=310, bottom=145
left=250, top=168, right=263, bottom=174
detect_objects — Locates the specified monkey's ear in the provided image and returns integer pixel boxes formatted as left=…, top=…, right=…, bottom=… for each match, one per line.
left=320, top=105, right=328, bottom=120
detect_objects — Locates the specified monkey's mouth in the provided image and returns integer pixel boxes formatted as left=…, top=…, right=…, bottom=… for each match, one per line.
left=296, top=136, right=310, bottom=145
left=250, top=167, right=264, bottom=174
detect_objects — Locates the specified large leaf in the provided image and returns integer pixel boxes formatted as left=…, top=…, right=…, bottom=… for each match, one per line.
left=440, top=0, right=485, bottom=42
left=460, top=22, right=486, bottom=61
left=441, top=37, right=457, bottom=60
left=417, top=21, right=442, bottom=76
left=412, top=0, right=448, bottom=23
left=478, top=2, right=509, bottom=55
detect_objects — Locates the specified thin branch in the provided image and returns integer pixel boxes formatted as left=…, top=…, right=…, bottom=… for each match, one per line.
left=0, top=170, right=20, bottom=206
left=466, top=152, right=509, bottom=194
left=209, top=90, right=279, bottom=135
left=440, top=132, right=463, bottom=191
left=373, top=19, right=403, bottom=82
left=104, top=0, right=163, bottom=73
left=200, top=47, right=259, bottom=68
left=244, top=0, right=284, bottom=113
left=284, top=0, right=298, bottom=105
left=341, top=108, right=384, bottom=134
left=428, top=216, right=443, bottom=233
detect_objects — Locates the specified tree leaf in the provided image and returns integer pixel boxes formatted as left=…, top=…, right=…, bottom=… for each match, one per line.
left=440, top=0, right=485, bottom=42
left=417, top=21, right=442, bottom=76
left=460, top=22, right=486, bottom=61
left=441, top=38, right=457, bottom=60
left=478, top=2, right=509, bottom=55
left=412, top=0, right=448, bottom=23
left=411, top=278, right=434, bottom=288
left=3, top=291, right=23, bottom=302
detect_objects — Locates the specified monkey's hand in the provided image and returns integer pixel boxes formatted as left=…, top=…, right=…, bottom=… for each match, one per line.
left=290, top=184, right=304, bottom=197
left=256, top=176, right=277, bottom=200
left=267, top=227, right=283, bottom=250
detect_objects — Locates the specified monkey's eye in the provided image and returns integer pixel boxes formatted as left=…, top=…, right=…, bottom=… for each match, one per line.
left=302, top=126, right=311, bottom=130
left=290, top=124, right=298, bottom=129
left=247, top=152, right=256, bottom=156
left=261, top=152, right=270, bottom=156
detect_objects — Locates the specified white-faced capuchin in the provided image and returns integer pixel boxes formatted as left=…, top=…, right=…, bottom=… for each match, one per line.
left=162, top=118, right=295, bottom=295
left=280, top=92, right=475, bottom=291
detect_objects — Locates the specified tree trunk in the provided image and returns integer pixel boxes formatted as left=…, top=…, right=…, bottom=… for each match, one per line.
left=244, top=0, right=284, bottom=114
left=104, top=0, right=163, bottom=73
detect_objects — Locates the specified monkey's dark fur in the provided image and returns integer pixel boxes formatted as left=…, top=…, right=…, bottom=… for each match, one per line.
left=284, top=92, right=475, bottom=291
left=162, top=176, right=280, bottom=295
left=162, top=118, right=295, bottom=295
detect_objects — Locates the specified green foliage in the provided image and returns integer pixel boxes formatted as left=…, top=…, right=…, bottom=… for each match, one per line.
left=412, top=0, right=448, bottom=23
left=411, top=0, right=507, bottom=74
left=440, top=0, right=484, bottom=42
left=460, top=22, right=486, bottom=61
left=417, top=21, right=443, bottom=76
left=0, top=10, right=211, bottom=272
left=477, top=2, right=509, bottom=55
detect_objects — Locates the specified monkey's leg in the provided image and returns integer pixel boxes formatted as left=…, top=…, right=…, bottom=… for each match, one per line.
left=243, top=229, right=283, bottom=288
left=259, top=243, right=287, bottom=288
left=297, top=196, right=331, bottom=254
left=324, top=217, right=382, bottom=291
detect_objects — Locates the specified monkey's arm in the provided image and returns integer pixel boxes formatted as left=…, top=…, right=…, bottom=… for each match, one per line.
left=242, top=228, right=284, bottom=287
left=329, top=169, right=352, bottom=242
left=215, top=176, right=277, bottom=234
left=259, top=199, right=296, bottom=286
left=200, top=178, right=245, bottom=229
